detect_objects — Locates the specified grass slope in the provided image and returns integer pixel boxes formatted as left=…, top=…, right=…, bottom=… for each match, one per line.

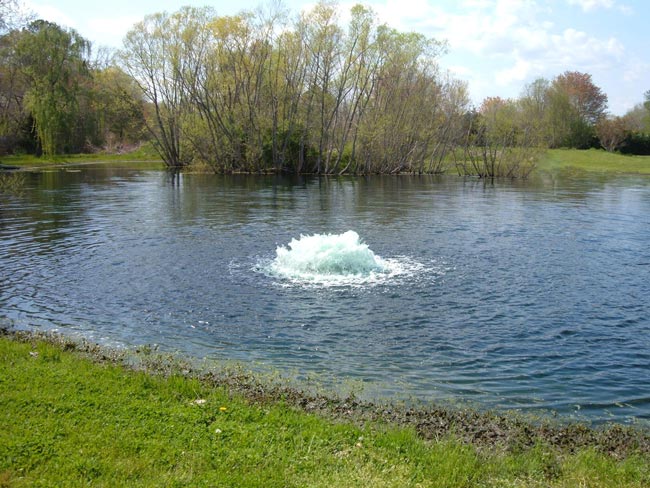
left=1, top=337, right=649, bottom=487
left=538, top=149, right=650, bottom=175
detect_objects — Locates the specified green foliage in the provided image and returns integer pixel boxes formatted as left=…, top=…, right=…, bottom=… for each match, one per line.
left=643, top=90, right=650, bottom=134
left=118, top=2, right=466, bottom=175
left=15, top=20, right=90, bottom=157
left=2, top=336, right=649, bottom=487
left=620, top=132, right=650, bottom=156
left=0, top=5, right=629, bottom=170
left=0, top=19, right=147, bottom=158
left=518, top=72, right=608, bottom=150
left=119, top=7, right=214, bottom=168
left=456, top=97, right=544, bottom=178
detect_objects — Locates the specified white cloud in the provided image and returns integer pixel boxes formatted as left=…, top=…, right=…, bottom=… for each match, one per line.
left=359, top=0, right=637, bottom=111
left=25, top=1, right=76, bottom=28
left=567, top=0, right=633, bottom=14
left=86, top=15, right=142, bottom=48
left=447, top=65, right=474, bottom=77
left=622, top=59, right=650, bottom=83
left=22, top=1, right=140, bottom=48
left=568, top=0, right=614, bottom=11
left=495, top=57, right=532, bottom=86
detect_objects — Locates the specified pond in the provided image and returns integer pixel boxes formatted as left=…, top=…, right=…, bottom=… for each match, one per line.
left=1, top=167, right=649, bottom=424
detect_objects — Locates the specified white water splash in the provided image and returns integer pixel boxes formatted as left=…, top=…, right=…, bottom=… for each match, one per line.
left=265, top=230, right=423, bottom=287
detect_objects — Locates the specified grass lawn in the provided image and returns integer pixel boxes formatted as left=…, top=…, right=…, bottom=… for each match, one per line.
left=1, top=335, right=649, bottom=487
left=0, top=144, right=164, bottom=170
left=537, top=149, right=650, bottom=175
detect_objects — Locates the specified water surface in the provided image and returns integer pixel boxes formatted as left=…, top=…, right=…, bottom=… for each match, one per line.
left=1, top=168, right=649, bottom=423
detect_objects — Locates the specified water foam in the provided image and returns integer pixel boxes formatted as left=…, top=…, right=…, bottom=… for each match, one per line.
left=266, top=230, right=422, bottom=287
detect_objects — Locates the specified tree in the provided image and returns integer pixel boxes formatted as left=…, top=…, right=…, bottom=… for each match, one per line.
left=90, top=66, right=147, bottom=150
left=519, top=78, right=551, bottom=143
left=596, top=116, right=627, bottom=152
left=15, top=20, right=90, bottom=157
left=0, top=0, right=28, bottom=32
left=643, top=90, right=650, bottom=134
left=552, top=71, right=607, bottom=125
left=0, top=29, right=30, bottom=153
left=116, top=2, right=468, bottom=175
left=119, top=7, right=212, bottom=168
left=622, top=104, right=647, bottom=133
left=618, top=92, right=650, bottom=155
left=542, top=71, right=607, bottom=148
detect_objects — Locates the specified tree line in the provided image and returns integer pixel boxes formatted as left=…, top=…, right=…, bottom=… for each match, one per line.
left=1, top=1, right=649, bottom=176
left=0, top=17, right=146, bottom=157
left=118, top=4, right=476, bottom=175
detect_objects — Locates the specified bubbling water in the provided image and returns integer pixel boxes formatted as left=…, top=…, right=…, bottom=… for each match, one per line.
left=266, top=230, right=421, bottom=287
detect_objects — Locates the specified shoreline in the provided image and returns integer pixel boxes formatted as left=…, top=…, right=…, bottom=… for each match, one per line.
left=3, top=148, right=650, bottom=176
left=4, top=328, right=649, bottom=460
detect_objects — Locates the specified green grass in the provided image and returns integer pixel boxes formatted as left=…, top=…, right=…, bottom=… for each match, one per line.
left=1, top=337, right=649, bottom=487
left=1, top=143, right=164, bottom=170
left=537, top=149, right=650, bottom=175
left=4, top=146, right=650, bottom=176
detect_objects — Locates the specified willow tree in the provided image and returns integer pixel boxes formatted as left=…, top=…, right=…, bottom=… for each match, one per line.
left=427, top=77, right=470, bottom=174
left=331, top=4, right=382, bottom=174
left=198, top=11, right=275, bottom=171
left=0, top=29, right=28, bottom=153
left=15, top=20, right=90, bottom=157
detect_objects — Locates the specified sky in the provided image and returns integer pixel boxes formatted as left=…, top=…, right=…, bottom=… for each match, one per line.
left=22, top=0, right=650, bottom=115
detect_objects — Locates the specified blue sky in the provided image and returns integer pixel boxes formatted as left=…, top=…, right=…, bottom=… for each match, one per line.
left=24, top=0, right=649, bottom=115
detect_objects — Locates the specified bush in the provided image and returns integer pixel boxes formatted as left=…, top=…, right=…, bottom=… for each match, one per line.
left=620, top=132, right=650, bottom=155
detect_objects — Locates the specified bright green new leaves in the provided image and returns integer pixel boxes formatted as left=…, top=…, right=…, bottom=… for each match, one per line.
left=16, top=20, right=90, bottom=157
left=119, top=2, right=468, bottom=175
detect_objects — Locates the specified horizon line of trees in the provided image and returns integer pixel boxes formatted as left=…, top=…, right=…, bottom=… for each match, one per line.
left=1, top=0, right=650, bottom=177
left=118, top=3, right=477, bottom=175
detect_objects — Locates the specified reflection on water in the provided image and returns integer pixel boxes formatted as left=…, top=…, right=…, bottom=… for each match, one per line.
left=1, top=168, right=650, bottom=424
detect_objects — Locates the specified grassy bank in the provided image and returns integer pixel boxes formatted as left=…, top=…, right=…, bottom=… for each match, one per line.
left=3, top=146, right=650, bottom=176
left=537, top=149, right=650, bottom=175
left=1, top=334, right=649, bottom=487
left=0, top=144, right=164, bottom=170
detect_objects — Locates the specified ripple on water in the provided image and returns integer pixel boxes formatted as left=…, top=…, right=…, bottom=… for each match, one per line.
left=2, top=172, right=650, bottom=424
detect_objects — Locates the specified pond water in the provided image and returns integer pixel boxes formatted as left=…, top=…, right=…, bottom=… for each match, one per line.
left=1, top=167, right=649, bottom=424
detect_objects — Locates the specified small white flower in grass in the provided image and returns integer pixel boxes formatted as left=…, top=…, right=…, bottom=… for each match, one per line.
left=191, top=399, right=207, bottom=405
